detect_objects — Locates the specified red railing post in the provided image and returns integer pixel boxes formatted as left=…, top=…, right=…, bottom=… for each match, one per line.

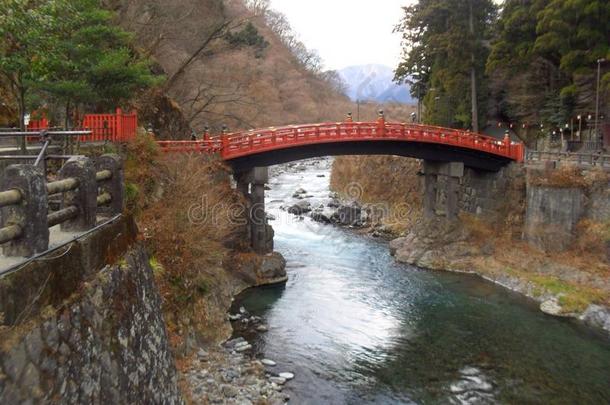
left=115, top=108, right=123, bottom=142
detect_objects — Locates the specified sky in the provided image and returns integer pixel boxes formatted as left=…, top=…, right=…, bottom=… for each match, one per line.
left=268, top=0, right=407, bottom=71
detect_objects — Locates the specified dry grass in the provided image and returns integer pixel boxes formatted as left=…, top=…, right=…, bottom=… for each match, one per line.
left=573, top=219, right=610, bottom=259
left=331, top=155, right=423, bottom=233
left=124, top=135, right=251, bottom=348
left=528, top=164, right=609, bottom=189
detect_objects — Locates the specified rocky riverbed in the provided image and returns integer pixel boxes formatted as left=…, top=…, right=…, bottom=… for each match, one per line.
left=274, top=159, right=396, bottom=239
left=183, top=341, right=291, bottom=405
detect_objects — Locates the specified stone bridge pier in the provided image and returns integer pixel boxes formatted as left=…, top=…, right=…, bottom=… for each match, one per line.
left=423, top=161, right=464, bottom=220
left=234, top=167, right=274, bottom=254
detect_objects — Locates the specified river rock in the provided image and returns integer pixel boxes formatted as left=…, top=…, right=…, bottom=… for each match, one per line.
left=450, top=376, right=493, bottom=393
left=197, top=349, right=209, bottom=360
left=292, top=188, right=307, bottom=198
left=235, top=344, right=252, bottom=353
left=331, top=202, right=362, bottom=226
left=288, top=200, right=312, bottom=215
left=220, top=384, right=239, bottom=398
left=311, top=209, right=334, bottom=224
left=269, top=377, right=286, bottom=385
left=580, top=304, right=610, bottom=333
left=258, top=253, right=288, bottom=281
left=224, top=337, right=246, bottom=348
left=261, top=359, right=276, bottom=366
left=327, top=199, right=340, bottom=208
left=256, top=324, right=269, bottom=332
left=540, top=298, right=568, bottom=316
left=278, top=372, right=294, bottom=380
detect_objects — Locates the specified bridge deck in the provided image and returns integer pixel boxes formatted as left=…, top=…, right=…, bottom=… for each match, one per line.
left=157, top=121, right=524, bottom=170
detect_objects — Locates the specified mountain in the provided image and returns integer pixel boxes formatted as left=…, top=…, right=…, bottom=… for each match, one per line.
left=338, top=64, right=414, bottom=104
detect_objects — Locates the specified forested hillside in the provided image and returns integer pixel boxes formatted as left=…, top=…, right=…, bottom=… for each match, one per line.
left=106, top=0, right=354, bottom=138
left=394, top=0, right=609, bottom=143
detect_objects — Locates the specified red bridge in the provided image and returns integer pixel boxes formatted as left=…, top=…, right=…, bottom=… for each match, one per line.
left=158, top=119, right=524, bottom=172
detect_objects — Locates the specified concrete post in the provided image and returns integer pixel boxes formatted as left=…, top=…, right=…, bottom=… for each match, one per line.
left=95, top=154, right=124, bottom=215
left=59, top=156, right=97, bottom=231
left=0, top=165, right=48, bottom=256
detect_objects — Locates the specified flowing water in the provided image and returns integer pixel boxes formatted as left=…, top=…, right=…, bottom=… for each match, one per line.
left=231, top=158, right=610, bottom=404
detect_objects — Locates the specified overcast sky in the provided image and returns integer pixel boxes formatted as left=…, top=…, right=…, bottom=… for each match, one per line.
left=269, top=0, right=407, bottom=71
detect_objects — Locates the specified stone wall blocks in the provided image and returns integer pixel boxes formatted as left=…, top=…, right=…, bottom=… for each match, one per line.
left=19, top=363, right=40, bottom=397
left=3, top=342, right=27, bottom=382
left=23, top=329, right=44, bottom=366
left=42, top=318, right=60, bottom=351
left=0, top=382, right=20, bottom=404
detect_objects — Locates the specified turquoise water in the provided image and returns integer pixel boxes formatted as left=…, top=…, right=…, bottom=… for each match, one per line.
left=232, top=159, right=610, bottom=404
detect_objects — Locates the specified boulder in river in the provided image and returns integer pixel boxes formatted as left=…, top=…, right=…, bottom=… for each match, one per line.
left=288, top=200, right=312, bottom=215
left=311, top=209, right=334, bottom=224
left=331, top=202, right=362, bottom=226
left=292, top=188, right=307, bottom=198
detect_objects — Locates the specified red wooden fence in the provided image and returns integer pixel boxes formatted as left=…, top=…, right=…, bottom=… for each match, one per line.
left=26, top=108, right=138, bottom=142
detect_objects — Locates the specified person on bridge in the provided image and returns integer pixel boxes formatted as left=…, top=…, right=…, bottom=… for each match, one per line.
left=377, top=110, right=386, bottom=136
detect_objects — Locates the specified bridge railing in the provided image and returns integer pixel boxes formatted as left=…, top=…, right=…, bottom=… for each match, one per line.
left=0, top=154, right=124, bottom=258
left=526, top=150, right=610, bottom=167
left=156, top=139, right=222, bottom=153
left=155, top=121, right=525, bottom=162
left=217, top=121, right=524, bottom=162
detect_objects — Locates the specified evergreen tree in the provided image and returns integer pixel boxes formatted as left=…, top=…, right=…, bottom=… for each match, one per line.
left=394, top=0, right=497, bottom=130
left=0, top=0, right=161, bottom=130
left=487, top=0, right=609, bottom=141
left=41, top=0, right=160, bottom=125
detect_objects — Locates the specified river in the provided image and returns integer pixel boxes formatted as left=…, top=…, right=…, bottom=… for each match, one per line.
left=231, top=158, right=610, bottom=404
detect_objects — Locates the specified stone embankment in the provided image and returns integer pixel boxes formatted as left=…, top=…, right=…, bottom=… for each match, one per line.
left=0, top=217, right=183, bottom=403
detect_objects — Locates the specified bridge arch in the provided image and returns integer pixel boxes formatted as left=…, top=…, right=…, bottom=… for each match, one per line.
left=158, top=121, right=524, bottom=173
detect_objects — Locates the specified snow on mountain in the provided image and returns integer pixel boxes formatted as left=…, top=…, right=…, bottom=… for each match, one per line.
left=338, top=64, right=414, bottom=104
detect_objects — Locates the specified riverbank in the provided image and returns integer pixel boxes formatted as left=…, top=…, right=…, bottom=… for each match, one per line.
left=330, top=155, right=610, bottom=334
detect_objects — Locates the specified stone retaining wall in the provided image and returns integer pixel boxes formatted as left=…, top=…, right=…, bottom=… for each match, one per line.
left=0, top=218, right=183, bottom=403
